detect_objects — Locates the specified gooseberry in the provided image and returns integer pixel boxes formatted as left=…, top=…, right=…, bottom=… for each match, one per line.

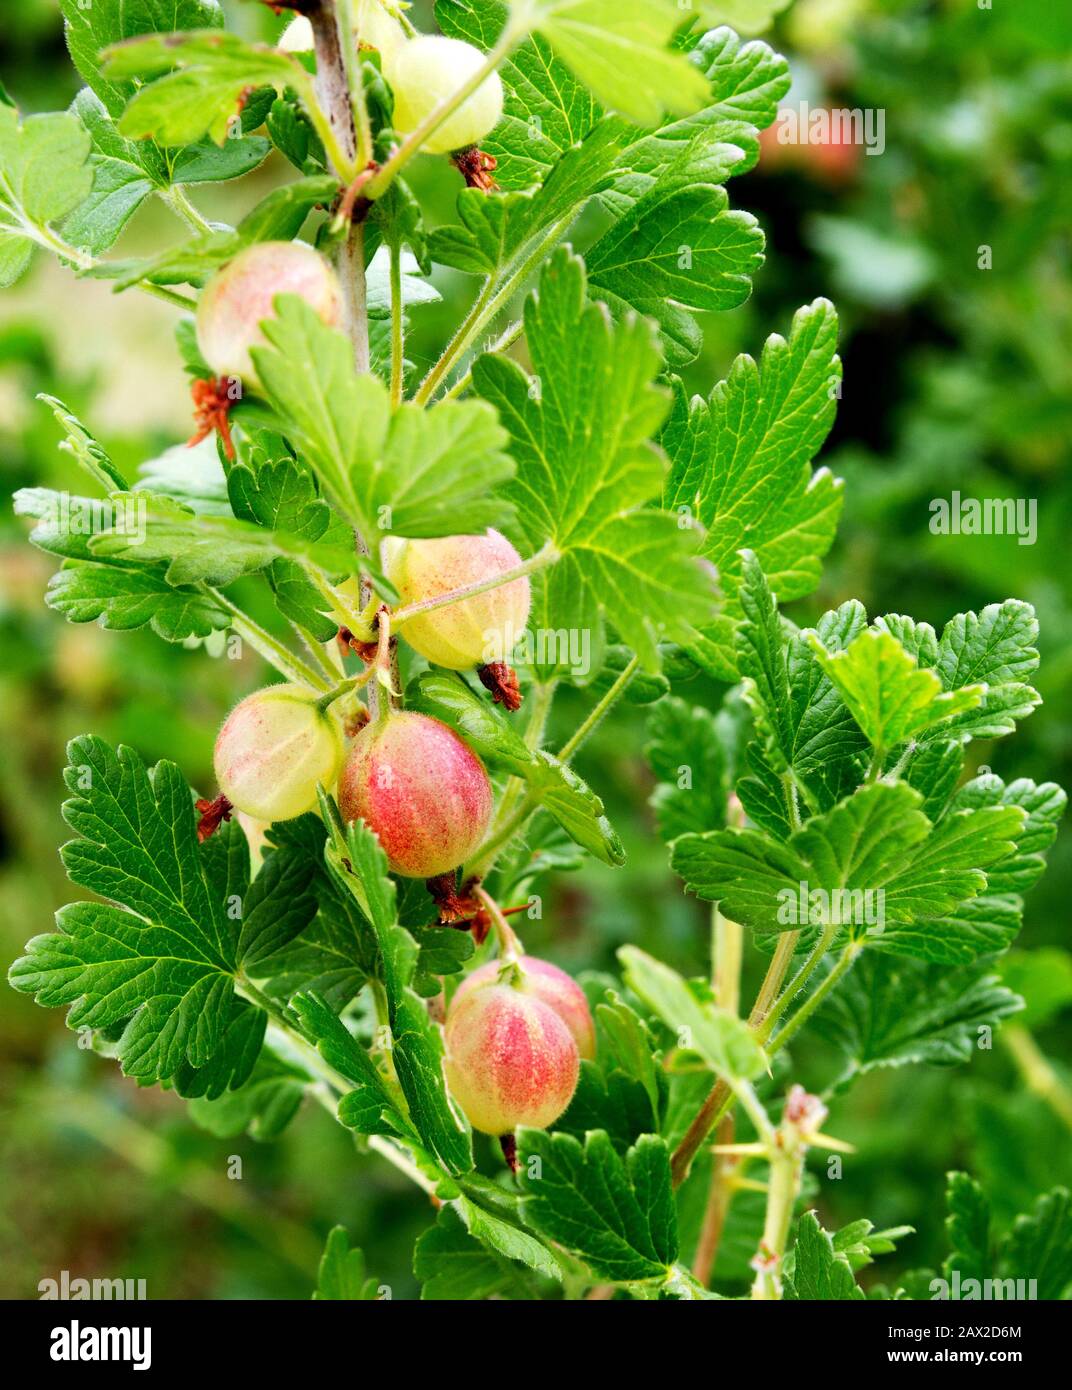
left=444, top=978, right=580, bottom=1135
left=196, top=240, right=341, bottom=389
left=214, top=684, right=344, bottom=823
left=386, top=530, right=530, bottom=671
left=279, top=1, right=405, bottom=67
left=388, top=35, right=504, bottom=155
left=452, top=955, right=596, bottom=1060
left=337, top=710, right=492, bottom=878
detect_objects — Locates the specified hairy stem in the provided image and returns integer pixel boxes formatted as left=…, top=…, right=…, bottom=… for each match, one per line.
left=692, top=1112, right=736, bottom=1286
left=476, top=887, right=524, bottom=961
left=750, top=1140, right=803, bottom=1300
left=163, top=184, right=214, bottom=234
left=206, top=588, right=330, bottom=690
left=768, top=943, right=862, bottom=1057
left=414, top=214, right=575, bottom=405
left=439, top=319, right=524, bottom=402
left=670, top=932, right=800, bottom=1188
left=713, top=908, right=743, bottom=1015
left=693, top=905, right=745, bottom=1285
left=756, top=921, right=838, bottom=1043
left=556, top=655, right=640, bottom=764
left=316, top=667, right=374, bottom=711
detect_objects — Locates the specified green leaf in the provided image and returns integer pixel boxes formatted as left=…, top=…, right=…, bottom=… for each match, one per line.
left=672, top=781, right=1024, bottom=942
left=187, top=1050, right=308, bottom=1141
left=428, top=120, right=628, bottom=277
left=474, top=249, right=713, bottom=673
left=0, top=105, right=94, bottom=286
left=586, top=142, right=764, bottom=367
left=644, top=696, right=728, bottom=841
left=291, top=991, right=411, bottom=1141
left=784, top=1211, right=864, bottom=1300
left=87, top=491, right=357, bottom=588
left=807, top=628, right=984, bottom=754
left=691, top=26, right=791, bottom=130
left=619, top=945, right=766, bottom=1080
left=556, top=1060, right=661, bottom=1154
left=237, top=823, right=321, bottom=967
left=415, top=1206, right=525, bottom=1300
left=596, top=991, right=665, bottom=1125
left=698, top=0, right=792, bottom=33
left=253, top=297, right=516, bottom=539
left=814, top=954, right=1024, bottom=1075
left=526, top=753, right=626, bottom=866
left=928, top=599, right=1041, bottom=741
left=999, top=1188, right=1072, bottom=1300
left=167, top=996, right=267, bottom=1100
left=58, top=0, right=225, bottom=119
left=591, top=645, right=670, bottom=705
left=662, top=300, right=844, bottom=678
left=37, top=393, right=129, bottom=491
left=44, top=562, right=231, bottom=643
left=313, top=1227, right=383, bottom=1300
left=518, top=1129, right=678, bottom=1283
left=531, top=0, right=710, bottom=127
left=885, top=774, right=1066, bottom=964
left=63, top=89, right=156, bottom=253
left=319, top=820, right=473, bottom=1175
left=7, top=739, right=253, bottom=1085
left=103, top=32, right=303, bottom=147
left=734, top=560, right=868, bottom=821
left=832, top=1220, right=914, bottom=1274
left=943, top=1173, right=991, bottom=1286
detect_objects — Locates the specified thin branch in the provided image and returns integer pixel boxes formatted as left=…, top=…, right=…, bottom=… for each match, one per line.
left=556, top=655, right=639, bottom=764
left=767, top=943, right=862, bottom=1056
left=206, top=587, right=330, bottom=690
left=389, top=239, right=405, bottom=406
left=414, top=214, right=575, bottom=406
left=439, top=319, right=524, bottom=402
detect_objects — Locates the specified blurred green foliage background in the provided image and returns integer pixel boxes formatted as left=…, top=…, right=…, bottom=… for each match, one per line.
left=1, top=0, right=1069, bottom=1299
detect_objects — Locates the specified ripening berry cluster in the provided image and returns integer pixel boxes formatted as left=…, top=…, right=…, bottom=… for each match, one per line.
left=203, top=9, right=586, bottom=1140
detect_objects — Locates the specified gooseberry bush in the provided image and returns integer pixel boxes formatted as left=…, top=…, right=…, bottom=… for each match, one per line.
left=4, top=0, right=1069, bottom=1302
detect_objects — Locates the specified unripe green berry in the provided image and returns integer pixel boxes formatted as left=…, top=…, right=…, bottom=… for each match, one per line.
left=386, top=530, right=530, bottom=671
left=389, top=35, right=504, bottom=155
left=452, top=955, right=596, bottom=1060
left=196, top=241, right=341, bottom=389
left=214, top=684, right=344, bottom=823
left=444, top=980, right=580, bottom=1135
left=338, top=710, right=492, bottom=878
